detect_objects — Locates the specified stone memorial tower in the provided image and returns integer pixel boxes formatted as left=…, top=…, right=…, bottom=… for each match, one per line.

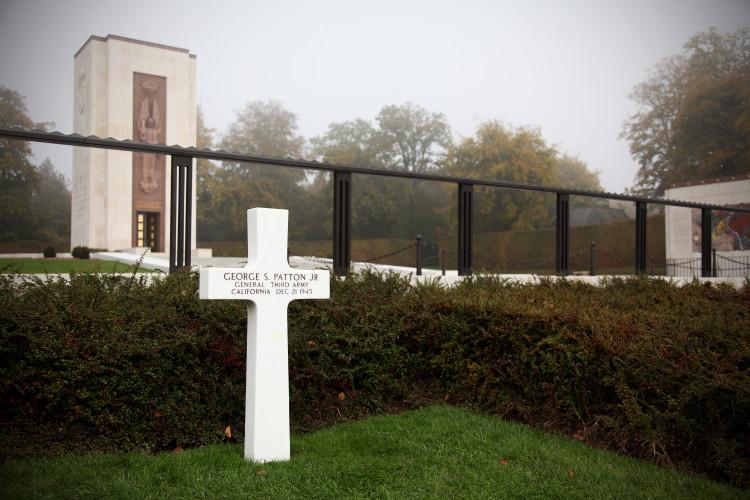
left=72, top=35, right=197, bottom=253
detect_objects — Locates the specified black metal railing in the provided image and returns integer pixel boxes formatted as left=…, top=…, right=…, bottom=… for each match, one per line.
left=2, top=125, right=750, bottom=277
left=667, top=252, right=750, bottom=278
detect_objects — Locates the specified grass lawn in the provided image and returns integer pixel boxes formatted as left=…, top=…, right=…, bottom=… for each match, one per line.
left=0, top=406, right=742, bottom=499
left=0, top=258, right=158, bottom=274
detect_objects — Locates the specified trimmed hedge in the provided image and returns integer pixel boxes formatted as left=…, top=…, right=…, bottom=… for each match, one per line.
left=71, top=246, right=90, bottom=259
left=0, top=271, right=245, bottom=456
left=409, top=276, right=749, bottom=485
left=0, top=240, right=71, bottom=254
left=0, top=270, right=747, bottom=486
left=439, top=214, right=666, bottom=273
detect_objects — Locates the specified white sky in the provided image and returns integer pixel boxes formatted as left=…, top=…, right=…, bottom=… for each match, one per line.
left=1, top=0, right=748, bottom=193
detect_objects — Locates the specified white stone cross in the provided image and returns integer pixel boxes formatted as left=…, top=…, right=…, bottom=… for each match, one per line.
left=199, top=208, right=330, bottom=463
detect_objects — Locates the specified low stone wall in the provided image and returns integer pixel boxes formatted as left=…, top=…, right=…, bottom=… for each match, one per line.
left=6, top=252, right=745, bottom=289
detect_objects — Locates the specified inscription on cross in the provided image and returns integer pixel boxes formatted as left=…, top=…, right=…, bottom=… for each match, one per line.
left=199, top=208, right=330, bottom=463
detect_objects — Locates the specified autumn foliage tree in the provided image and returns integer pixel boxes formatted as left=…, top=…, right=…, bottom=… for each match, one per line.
left=373, top=102, right=452, bottom=172
left=668, top=72, right=750, bottom=183
left=310, top=118, right=402, bottom=239
left=445, top=121, right=559, bottom=232
left=554, top=154, right=604, bottom=209
left=199, top=100, right=312, bottom=240
left=555, top=154, right=603, bottom=193
left=622, top=27, right=750, bottom=197
left=310, top=118, right=383, bottom=168
left=198, top=101, right=602, bottom=245
left=311, top=103, right=453, bottom=240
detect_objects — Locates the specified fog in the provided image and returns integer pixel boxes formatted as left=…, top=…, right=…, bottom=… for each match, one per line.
left=1, top=0, right=748, bottom=193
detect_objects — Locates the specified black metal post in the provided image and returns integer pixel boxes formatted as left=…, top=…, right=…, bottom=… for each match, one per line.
left=184, top=158, right=193, bottom=270
left=442, top=249, right=447, bottom=276
left=169, top=161, right=177, bottom=272
left=333, top=172, right=352, bottom=276
left=169, top=155, right=193, bottom=273
left=458, top=184, right=473, bottom=276
left=635, top=201, right=648, bottom=274
left=177, top=166, right=185, bottom=268
left=590, top=241, right=596, bottom=276
left=701, top=208, right=712, bottom=277
left=712, top=248, right=717, bottom=277
left=555, top=193, right=569, bottom=275
left=416, top=235, right=422, bottom=276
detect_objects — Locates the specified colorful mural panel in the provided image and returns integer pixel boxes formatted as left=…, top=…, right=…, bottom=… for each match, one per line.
left=692, top=203, right=750, bottom=252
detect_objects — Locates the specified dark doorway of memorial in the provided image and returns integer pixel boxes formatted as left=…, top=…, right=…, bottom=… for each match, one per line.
left=136, top=212, right=159, bottom=251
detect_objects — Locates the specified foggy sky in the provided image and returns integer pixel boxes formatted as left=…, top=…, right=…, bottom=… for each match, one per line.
left=1, top=0, right=748, bottom=193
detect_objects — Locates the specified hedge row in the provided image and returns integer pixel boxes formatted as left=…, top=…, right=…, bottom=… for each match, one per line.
left=442, top=214, right=666, bottom=273
left=0, top=270, right=747, bottom=486
left=408, top=276, right=749, bottom=486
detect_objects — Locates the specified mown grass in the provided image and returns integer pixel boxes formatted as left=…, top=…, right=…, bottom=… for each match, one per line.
left=0, top=258, right=157, bottom=274
left=0, top=406, right=742, bottom=499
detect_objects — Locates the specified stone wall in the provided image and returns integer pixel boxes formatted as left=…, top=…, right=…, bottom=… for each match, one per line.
left=665, top=175, right=750, bottom=276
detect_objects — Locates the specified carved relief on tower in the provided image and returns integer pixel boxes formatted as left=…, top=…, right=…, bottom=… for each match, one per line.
left=132, top=72, right=167, bottom=251
left=77, top=69, right=87, bottom=115
left=133, top=75, right=165, bottom=195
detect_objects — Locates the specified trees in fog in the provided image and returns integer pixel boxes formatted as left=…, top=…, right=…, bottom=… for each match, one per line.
left=0, top=87, right=68, bottom=244
left=622, top=27, right=750, bottom=197
left=197, top=101, right=605, bottom=242
left=445, top=121, right=559, bottom=233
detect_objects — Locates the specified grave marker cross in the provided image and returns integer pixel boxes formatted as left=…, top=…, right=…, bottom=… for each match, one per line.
left=199, top=208, right=330, bottom=462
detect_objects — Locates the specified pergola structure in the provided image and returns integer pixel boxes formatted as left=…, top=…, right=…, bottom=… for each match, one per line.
left=3, top=125, right=748, bottom=277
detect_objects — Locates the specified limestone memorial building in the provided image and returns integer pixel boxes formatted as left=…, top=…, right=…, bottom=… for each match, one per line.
left=71, top=35, right=197, bottom=254
left=665, top=174, right=750, bottom=275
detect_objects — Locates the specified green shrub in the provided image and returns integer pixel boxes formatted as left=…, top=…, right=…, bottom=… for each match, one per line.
left=288, top=270, right=416, bottom=430
left=71, top=246, right=90, bottom=259
left=0, top=270, right=246, bottom=456
left=0, top=271, right=747, bottom=486
left=42, top=246, right=56, bottom=258
left=407, top=276, right=750, bottom=486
